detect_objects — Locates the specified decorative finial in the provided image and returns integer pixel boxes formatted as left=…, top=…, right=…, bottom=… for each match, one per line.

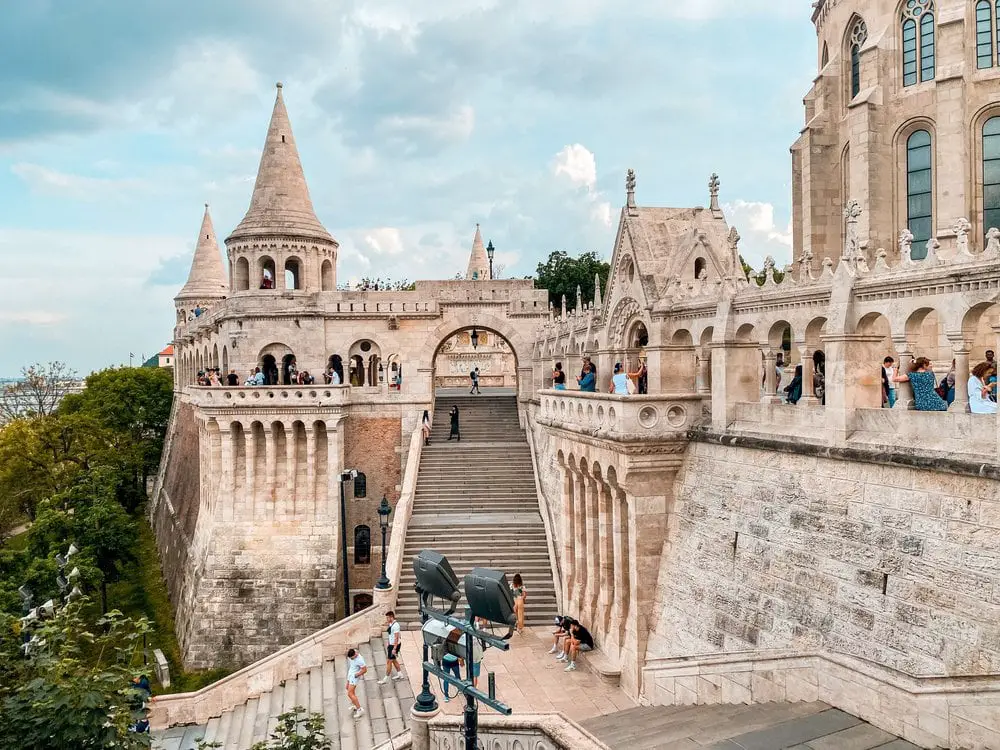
left=276, top=81, right=283, bottom=89
left=626, top=168, right=637, bottom=214
left=204, top=202, right=209, bottom=209
left=709, top=173, right=721, bottom=213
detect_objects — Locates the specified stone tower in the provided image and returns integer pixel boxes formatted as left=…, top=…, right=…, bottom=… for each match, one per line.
left=465, top=224, right=491, bottom=281
left=226, top=82, right=339, bottom=293
left=174, top=205, right=228, bottom=327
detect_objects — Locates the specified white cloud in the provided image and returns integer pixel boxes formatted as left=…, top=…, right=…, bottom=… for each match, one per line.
left=377, top=105, right=476, bottom=152
left=0, top=311, right=68, bottom=326
left=724, top=199, right=794, bottom=270
left=11, top=163, right=150, bottom=201
left=361, top=227, right=406, bottom=256
left=553, top=144, right=597, bottom=190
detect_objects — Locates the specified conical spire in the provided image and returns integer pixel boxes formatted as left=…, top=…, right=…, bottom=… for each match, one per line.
left=228, top=83, right=334, bottom=244
left=465, top=224, right=491, bottom=280
left=575, top=285, right=583, bottom=316
left=178, top=204, right=228, bottom=299
left=594, top=273, right=603, bottom=309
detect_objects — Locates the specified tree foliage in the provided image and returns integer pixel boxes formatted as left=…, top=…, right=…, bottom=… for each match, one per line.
left=0, top=362, right=79, bottom=424
left=533, top=251, right=611, bottom=311
left=0, top=601, right=153, bottom=750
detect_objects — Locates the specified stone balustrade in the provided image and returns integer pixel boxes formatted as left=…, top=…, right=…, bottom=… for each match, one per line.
left=185, top=384, right=350, bottom=411
left=375, top=713, right=612, bottom=750
left=537, top=390, right=704, bottom=441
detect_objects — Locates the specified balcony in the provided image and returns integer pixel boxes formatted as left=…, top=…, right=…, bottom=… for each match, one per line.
left=185, top=385, right=350, bottom=412
left=537, top=390, right=704, bottom=442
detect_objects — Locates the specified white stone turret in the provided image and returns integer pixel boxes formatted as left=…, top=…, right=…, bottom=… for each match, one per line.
left=175, top=204, right=227, bottom=323
left=466, top=224, right=491, bottom=281
left=226, top=83, right=339, bottom=293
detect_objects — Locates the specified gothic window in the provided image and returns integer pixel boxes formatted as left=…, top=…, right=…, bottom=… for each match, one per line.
left=978, top=1, right=994, bottom=68
left=906, top=130, right=933, bottom=259
left=821, top=42, right=829, bottom=68
left=354, top=525, right=371, bottom=565
left=850, top=18, right=868, bottom=98
left=901, top=0, right=935, bottom=87
left=353, top=593, right=373, bottom=613
left=983, top=118, right=1000, bottom=241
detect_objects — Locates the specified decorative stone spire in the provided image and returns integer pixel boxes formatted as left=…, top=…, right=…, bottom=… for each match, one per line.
left=465, top=224, right=491, bottom=280
left=177, top=204, right=228, bottom=300
left=561, top=294, right=568, bottom=320
left=709, top=173, right=722, bottom=215
left=626, top=168, right=637, bottom=215
left=228, top=83, right=334, bottom=244
left=594, top=273, right=603, bottom=309
left=576, top=285, right=583, bottom=316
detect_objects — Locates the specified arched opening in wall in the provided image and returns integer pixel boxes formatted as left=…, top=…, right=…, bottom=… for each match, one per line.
left=259, top=256, right=276, bottom=290
left=261, top=355, right=278, bottom=386
left=222, top=346, right=229, bottom=377
left=235, top=257, right=250, bottom=291
left=352, top=593, right=373, bottom=614
left=668, top=329, right=696, bottom=393
left=348, top=340, right=381, bottom=387
left=906, top=307, right=948, bottom=368
left=321, top=260, right=334, bottom=291
left=699, top=327, right=715, bottom=393
left=386, top=354, right=401, bottom=389
left=354, top=525, right=371, bottom=565
left=803, top=317, right=829, bottom=404
left=963, top=303, right=1000, bottom=363
left=694, top=257, right=707, bottom=280
left=732, top=323, right=761, bottom=404
left=281, top=353, right=297, bottom=385
left=212, top=343, right=220, bottom=371
left=284, top=257, right=302, bottom=291
left=821, top=41, right=829, bottom=69
left=765, top=320, right=794, bottom=397
left=856, top=312, right=893, bottom=408
left=326, top=354, right=344, bottom=384
left=432, top=326, right=518, bottom=393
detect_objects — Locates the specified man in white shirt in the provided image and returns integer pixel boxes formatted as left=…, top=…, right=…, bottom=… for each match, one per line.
left=882, top=356, right=897, bottom=408
left=378, top=610, right=405, bottom=684
left=345, top=647, right=367, bottom=719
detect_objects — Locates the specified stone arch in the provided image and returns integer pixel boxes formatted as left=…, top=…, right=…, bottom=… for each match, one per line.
left=735, top=323, right=757, bottom=343
left=258, top=255, right=276, bottom=289
left=418, top=311, right=531, bottom=373
left=608, top=297, right=644, bottom=349
left=258, top=342, right=293, bottom=386
left=321, top=259, right=334, bottom=291
left=222, top=345, right=229, bottom=376
left=284, top=255, right=303, bottom=291
left=212, top=343, right=219, bottom=370
left=962, top=302, right=1000, bottom=360
left=353, top=524, right=371, bottom=565
left=234, top=257, right=250, bottom=291
left=348, top=339, right=382, bottom=387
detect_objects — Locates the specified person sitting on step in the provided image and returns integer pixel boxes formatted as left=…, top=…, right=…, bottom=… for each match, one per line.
left=556, top=619, right=593, bottom=672
left=548, top=615, right=576, bottom=655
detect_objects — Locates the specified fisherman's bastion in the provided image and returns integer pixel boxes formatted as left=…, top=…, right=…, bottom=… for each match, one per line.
left=149, top=1, right=1000, bottom=747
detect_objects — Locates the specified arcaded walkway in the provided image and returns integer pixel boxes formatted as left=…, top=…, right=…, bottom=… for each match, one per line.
left=397, top=626, right=635, bottom=722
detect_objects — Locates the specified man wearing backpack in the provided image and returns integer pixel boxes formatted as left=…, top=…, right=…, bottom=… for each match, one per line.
left=469, top=367, right=481, bottom=394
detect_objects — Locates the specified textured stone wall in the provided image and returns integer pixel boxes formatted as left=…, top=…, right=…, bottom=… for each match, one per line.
left=649, top=439, right=1000, bottom=677
left=343, top=416, right=402, bottom=597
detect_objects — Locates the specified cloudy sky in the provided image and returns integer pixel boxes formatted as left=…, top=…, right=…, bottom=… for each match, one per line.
left=0, top=0, right=815, bottom=376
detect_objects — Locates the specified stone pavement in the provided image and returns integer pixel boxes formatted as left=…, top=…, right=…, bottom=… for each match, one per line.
left=396, top=625, right=635, bottom=722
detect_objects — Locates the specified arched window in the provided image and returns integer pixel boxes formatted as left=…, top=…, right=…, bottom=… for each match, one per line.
left=977, top=1, right=994, bottom=68
left=906, top=130, right=933, bottom=259
left=983, top=118, right=1000, bottom=241
left=694, top=258, right=706, bottom=279
left=849, top=18, right=868, bottom=98
left=354, top=525, right=371, bottom=565
left=353, top=593, right=373, bottom=613
left=821, top=42, right=829, bottom=68
left=901, top=0, right=935, bottom=87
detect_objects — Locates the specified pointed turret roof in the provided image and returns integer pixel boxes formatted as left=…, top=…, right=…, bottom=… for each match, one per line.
left=465, top=224, right=491, bottom=280
left=228, top=83, right=335, bottom=245
left=177, top=204, right=228, bottom=300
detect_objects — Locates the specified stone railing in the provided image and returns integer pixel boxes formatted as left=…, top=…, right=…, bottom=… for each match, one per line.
left=642, top=649, right=1000, bottom=749
left=373, top=426, right=424, bottom=613
left=536, top=390, right=704, bottom=441
left=374, top=713, right=612, bottom=750
left=185, top=385, right=350, bottom=410
left=148, top=606, right=385, bottom=728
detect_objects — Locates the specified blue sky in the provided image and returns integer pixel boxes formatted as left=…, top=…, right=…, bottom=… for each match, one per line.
left=0, top=0, right=815, bottom=376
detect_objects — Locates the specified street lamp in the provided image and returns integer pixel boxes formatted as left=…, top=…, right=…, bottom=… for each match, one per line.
left=470, top=328, right=479, bottom=350
left=486, top=240, right=495, bottom=280
left=375, top=495, right=392, bottom=591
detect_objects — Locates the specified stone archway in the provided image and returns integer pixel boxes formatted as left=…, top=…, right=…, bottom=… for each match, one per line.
left=432, top=326, right=519, bottom=391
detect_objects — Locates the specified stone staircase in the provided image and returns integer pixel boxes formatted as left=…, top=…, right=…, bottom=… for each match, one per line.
left=394, top=393, right=558, bottom=628
left=152, top=638, right=412, bottom=750
left=581, top=702, right=918, bottom=749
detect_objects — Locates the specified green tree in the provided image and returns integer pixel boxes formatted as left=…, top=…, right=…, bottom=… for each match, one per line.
left=0, top=361, right=78, bottom=423
left=533, top=251, right=611, bottom=310
left=0, top=601, right=153, bottom=750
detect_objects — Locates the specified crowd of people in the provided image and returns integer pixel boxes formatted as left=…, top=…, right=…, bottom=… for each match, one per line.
left=553, top=356, right=648, bottom=395
left=881, top=350, right=997, bottom=413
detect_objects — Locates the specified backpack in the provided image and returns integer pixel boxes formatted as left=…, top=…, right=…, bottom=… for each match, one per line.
left=470, top=370, right=476, bottom=379
left=935, top=377, right=949, bottom=399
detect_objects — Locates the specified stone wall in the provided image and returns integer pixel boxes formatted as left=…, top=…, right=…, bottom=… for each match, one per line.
left=648, top=438, right=1000, bottom=678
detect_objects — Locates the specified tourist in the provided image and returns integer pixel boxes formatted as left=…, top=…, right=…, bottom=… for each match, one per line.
left=881, top=357, right=897, bottom=408
left=548, top=615, right=575, bottom=655
left=378, top=611, right=405, bottom=685
left=894, top=357, right=947, bottom=411
left=577, top=364, right=596, bottom=392
left=248, top=367, right=265, bottom=386
left=813, top=351, right=826, bottom=404
left=552, top=362, right=567, bottom=390
left=260, top=269, right=274, bottom=289
left=345, top=647, right=367, bottom=719
left=193, top=305, right=204, bottom=318
left=447, top=405, right=461, bottom=441
left=633, top=359, right=648, bottom=395
left=941, top=360, right=957, bottom=405
left=609, top=363, right=630, bottom=395
left=510, top=573, right=526, bottom=634
left=394, top=371, right=402, bottom=390
left=421, top=410, right=432, bottom=446
left=969, top=362, right=998, bottom=414
left=557, top=620, right=594, bottom=672
left=783, top=364, right=803, bottom=405
left=440, top=648, right=462, bottom=702
left=987, top=350, right=996, bottom=368
left=332, top=367, right=342, bottom=385
left=226, top=369, right=239, bottom=386
left=469, top=367, right=481, bottom=395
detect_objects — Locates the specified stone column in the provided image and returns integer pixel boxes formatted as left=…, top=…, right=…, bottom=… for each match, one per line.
left=762, top=350, right=780, bottom=403
left=306, top=423, right=317, bottom=516
left=949, top=341, right=971, bottom=413
left=797, top=345, right=818, bottom=406
left=608, top=486, right=627, bottom=662
left=559, top=458, right=575, bottom=611
left=283, top=420, right=297, bottom=518
left=823, top=333, right=887, bottom=442
left=584, top=470, right=600, bottom=626
left=326, top=420, right=344, bottom=520
left=219, top=421, right=235, bottom=523
left=695, top=353, right=711, bottom=396
left=264, top=421, right=277, bottom=518
left=596, top=478, right=613, bottom=641
left=408, top=705, right=439, bottom=750
left=245, top=424, right=257, bottom=518
left=573, top=466, right=589, bottom=618
left=892, top=343, right=915, bottom=411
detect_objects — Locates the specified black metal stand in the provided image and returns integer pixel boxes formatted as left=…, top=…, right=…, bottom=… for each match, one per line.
left=338, top=479, right=351, bottom=618
left=413, top=591, right=439, bottom=714
left=464, top=610, right=478, bottom=750
left=375, top=522, right=390, bottom=590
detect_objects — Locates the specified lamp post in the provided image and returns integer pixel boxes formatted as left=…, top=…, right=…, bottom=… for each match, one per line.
left=470, top=328, right=479, bottom=350
left=375, top=495, right=392, bottom=590
left=338, top=470, right=358, bottom=618
left=486, top=240, right=495, bottom=280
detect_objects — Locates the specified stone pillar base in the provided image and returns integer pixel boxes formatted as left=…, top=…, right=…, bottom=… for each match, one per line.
left=410, top=704, right=440, bottom=750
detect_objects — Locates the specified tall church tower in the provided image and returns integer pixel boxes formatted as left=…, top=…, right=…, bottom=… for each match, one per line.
left=465, top=224, right=492, bottom=280
left=226, top=83, right=339, bottom=292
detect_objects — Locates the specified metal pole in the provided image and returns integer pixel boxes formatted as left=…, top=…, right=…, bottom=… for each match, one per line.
left=339, top=478, right=351, bottom=618
left=413, top=592, right=439, bottom=713
left=375, top=522, right=390, bottom=590
left=464, top=610, right=478, bottom=750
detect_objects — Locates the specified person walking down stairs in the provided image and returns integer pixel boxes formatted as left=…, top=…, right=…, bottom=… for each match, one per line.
left=447, top=405, right=461, bottom=441
left=378, top=611, right=406, bottom=685
left=345, top=648, right=367, bottom=719
left=421, top=410, right=432, bottom=446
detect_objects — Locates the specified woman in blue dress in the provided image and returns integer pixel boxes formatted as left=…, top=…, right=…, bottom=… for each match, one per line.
left=894, top=357, right=948, bottom=411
